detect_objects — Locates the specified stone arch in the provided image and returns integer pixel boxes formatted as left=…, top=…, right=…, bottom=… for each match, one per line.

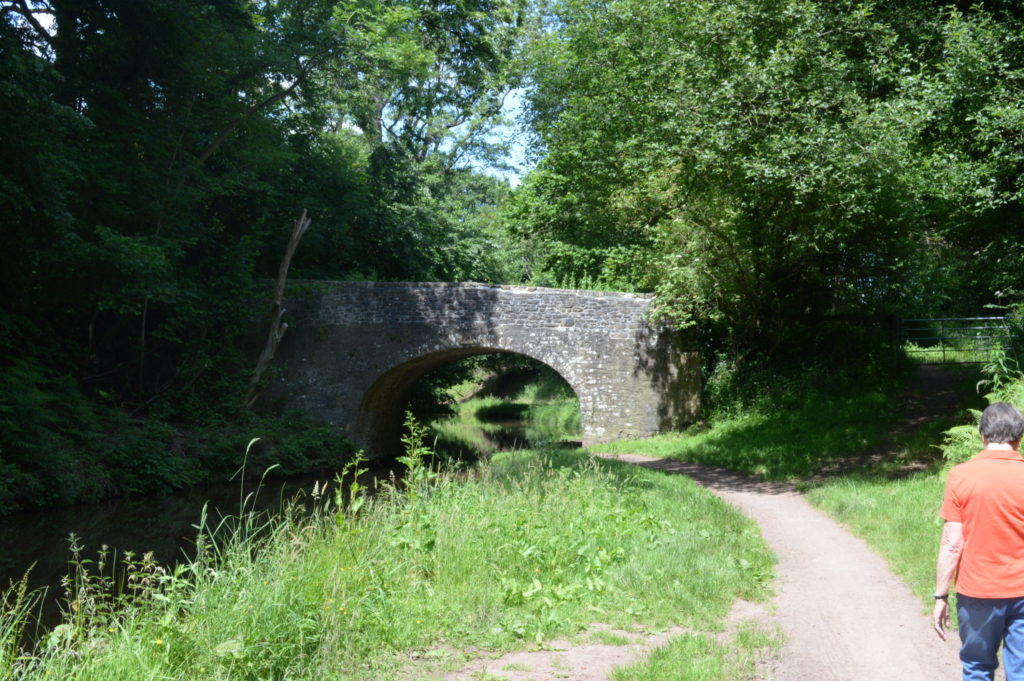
left=263, top=281, right=701, bottom=457
left=355, top=347, right=585, bottom=456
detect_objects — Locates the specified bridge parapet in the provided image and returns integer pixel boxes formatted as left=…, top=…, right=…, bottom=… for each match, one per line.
left=264, top=281, right=700, bottom=456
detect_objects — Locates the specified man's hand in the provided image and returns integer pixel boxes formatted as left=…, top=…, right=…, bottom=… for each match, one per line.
left=933, top=598, right=949, bottom=641
left=933, top=521, right=963, bottom=641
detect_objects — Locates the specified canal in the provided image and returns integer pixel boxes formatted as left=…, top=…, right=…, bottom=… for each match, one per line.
left=1, top=396, right=578, bottom=630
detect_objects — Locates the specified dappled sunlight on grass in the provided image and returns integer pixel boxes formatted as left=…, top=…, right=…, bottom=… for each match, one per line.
left=592, top=389, right=896, bottom=479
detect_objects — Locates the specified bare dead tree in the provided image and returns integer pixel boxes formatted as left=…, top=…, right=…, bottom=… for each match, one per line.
left=245, top=209, right=311, bottom=409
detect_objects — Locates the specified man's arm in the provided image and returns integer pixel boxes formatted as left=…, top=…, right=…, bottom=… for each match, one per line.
left=933, top=520, right=964, bottom=641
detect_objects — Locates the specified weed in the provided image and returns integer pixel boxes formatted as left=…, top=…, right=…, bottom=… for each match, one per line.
left=591, top=630, right=631, bottom=646
left=399, top=411, right=440, bottom=493
left=612, top=621, right=782, bottom=681
left=0, top=574, right=36, bottom=680
left=2, top=445, right=771, bottom=681
left=334, top=450, right=370, bottom=527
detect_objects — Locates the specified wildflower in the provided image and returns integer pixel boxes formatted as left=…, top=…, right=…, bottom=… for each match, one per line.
left=154, top=639, right=164, bottom=645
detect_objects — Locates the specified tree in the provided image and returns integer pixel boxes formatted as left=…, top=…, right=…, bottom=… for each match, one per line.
left=0, top=0, right=530, bottom=508
left=515, top=0, right=1024, bottom=353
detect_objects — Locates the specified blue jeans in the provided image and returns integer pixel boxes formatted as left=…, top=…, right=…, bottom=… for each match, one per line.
left=958, top=594, right=1024, bottom=680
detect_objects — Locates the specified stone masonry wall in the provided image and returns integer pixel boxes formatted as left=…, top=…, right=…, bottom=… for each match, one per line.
left=264, top=281, right=700, bottom=456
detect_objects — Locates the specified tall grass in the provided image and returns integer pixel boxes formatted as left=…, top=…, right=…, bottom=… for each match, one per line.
left=1, top=446, right=772, bottom=681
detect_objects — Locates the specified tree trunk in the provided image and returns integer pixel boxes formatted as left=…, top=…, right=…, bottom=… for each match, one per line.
left=245, top=209, right=312, bottom=409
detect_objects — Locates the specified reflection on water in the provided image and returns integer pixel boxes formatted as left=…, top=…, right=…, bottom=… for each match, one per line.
left=1, top=406, right=578, bottom=627
left=0, top=467, right=392, bottom=627
left=429, top=417, right=581, bottom=461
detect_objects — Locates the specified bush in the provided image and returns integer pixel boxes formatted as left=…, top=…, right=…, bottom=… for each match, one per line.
left=703, top=321, right=912, bottom=420
left=0, top=356, right=357, bottom=514
left=940, top=310, right=1024, bottom=467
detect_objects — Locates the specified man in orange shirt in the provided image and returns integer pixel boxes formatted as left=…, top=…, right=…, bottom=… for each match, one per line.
left=934, top=401, right=1024, bottom=681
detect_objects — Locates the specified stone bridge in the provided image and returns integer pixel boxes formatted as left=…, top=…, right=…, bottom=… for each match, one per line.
left=264, top=281, right=700, bottom=456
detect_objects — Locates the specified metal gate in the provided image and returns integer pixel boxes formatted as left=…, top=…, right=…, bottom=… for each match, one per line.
left=898, top=317, right=1009, bottom=364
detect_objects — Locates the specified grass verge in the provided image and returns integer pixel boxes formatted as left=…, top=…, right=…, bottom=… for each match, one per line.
left=2, top=449, right=773, bottom=681
left=593, top=358, right=982, bottom=622
left=590, top=385, right=898, bottom=480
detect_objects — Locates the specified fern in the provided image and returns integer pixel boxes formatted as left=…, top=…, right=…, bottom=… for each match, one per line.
left=941, top=413, right=983, bottom=467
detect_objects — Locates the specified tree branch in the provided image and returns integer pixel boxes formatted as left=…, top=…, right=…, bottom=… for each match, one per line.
left=195, top=73, right=305, bottom=167
left=4, top=0, right=56, bottom=51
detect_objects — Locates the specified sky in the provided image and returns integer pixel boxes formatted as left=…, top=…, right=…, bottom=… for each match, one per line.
left=480, top=88, right=534, bottom=188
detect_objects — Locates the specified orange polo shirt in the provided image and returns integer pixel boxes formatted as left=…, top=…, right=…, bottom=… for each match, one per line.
left=941, top=449, right=1024, bottom=598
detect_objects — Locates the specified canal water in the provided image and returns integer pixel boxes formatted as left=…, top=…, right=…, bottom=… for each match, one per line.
left=0, top=468, right=388, bottom=628
left=0, top=417, right=576, bottom=628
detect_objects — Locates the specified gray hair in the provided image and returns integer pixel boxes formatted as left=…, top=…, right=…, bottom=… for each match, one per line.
left=979, top=402, right=1024, bottom=444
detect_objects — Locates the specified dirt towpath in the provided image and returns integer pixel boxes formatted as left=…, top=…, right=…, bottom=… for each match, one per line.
left=613, top=455, right=962, bottom=681
left=440, top=366, right=970, bottom=680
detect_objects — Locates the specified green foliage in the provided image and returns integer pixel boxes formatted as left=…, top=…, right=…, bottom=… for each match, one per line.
left=973, top=308, right=1024, bottom=401
left=334, top=451, right=369, bottom=525
left=398, top=411, right=439, bottom=492
left=522, top=374, right=582, bottom=445
left=514, top=0, right=1024, bottom=350
left=941, top=419, right=984, bottom=468
left=595, top=335, right=913, bottom=479
left=938, top=314, right=1024, bottom=466
left=0, top=351, right=356, bottom=512
left=703, top=322, right=910, bottom=417
left=0, top=355, right=201, bottom=513
left=2, top=450, right=773, bottom=680
left=0, top=0, right=529, bottom=512
left=937, top=360, right=1024, bottom=472
left=426, top=362, right=581, bottom=458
